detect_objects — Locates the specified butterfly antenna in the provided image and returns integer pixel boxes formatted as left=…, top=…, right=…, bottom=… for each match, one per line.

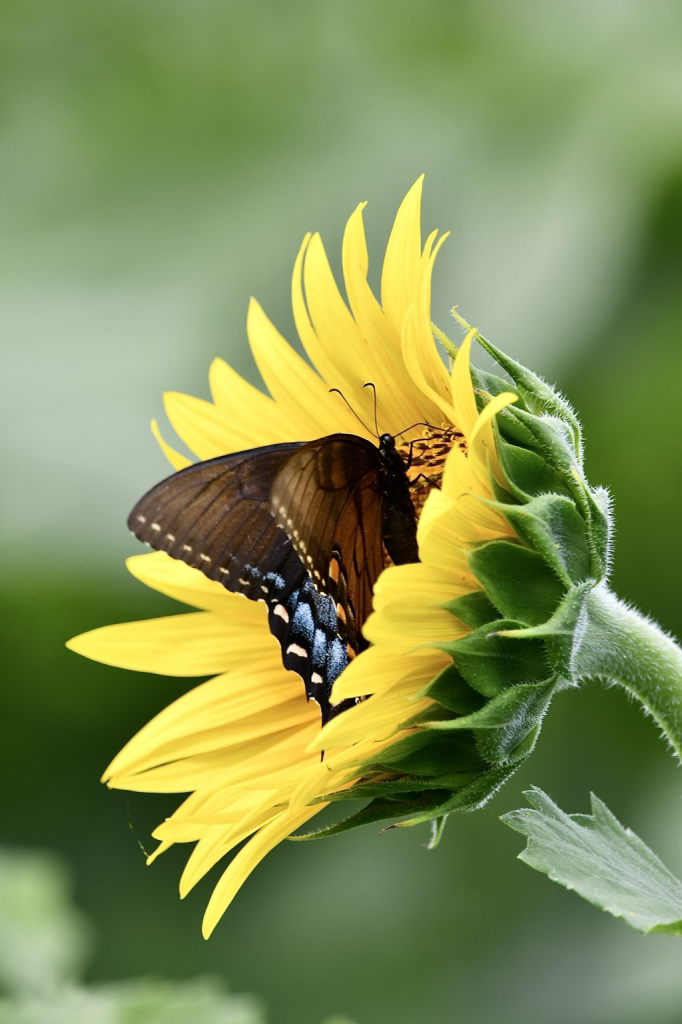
left=363, top=382, right=380, bottom=437
left=394, top=420, right=442, bottom=437
left=329, top=388, right=377, bottom=437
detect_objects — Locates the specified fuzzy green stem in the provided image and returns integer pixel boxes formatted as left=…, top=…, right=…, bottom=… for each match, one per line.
left=577, top=583, right=682, bottom=761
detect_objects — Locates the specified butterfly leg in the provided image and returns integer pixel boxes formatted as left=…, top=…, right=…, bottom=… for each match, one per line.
left=410, top=471, right=440, bottom=489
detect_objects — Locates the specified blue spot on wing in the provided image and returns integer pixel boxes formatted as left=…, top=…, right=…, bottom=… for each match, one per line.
left=328, top=637, right=347, bottom=682
left=312, top=629, right=327, bottom=670
left=292, top=601, right=315, bottom=642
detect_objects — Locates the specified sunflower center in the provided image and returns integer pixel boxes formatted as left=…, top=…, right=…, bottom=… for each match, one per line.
left=399, top=425, right=466, bottom=519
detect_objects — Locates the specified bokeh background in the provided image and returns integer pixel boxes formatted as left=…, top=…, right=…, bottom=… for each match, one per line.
left=2, top=2, right=682, bottom=1022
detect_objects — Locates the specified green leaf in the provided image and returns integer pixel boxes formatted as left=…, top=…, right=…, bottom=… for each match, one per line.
left=578, top=481, right=613, bottom=581
left=440, top=619, right=550, bottom=696
left=296, top=760, right=525, bottom=840
left=503, top=406, right=579, bottom=476
left=501, top=788, right=682, bottom=935
left=468, top=541, right=565, bottom=626
left=495, top=405, right=539, bottom=449
left=469, top=364, right=529, bottom=408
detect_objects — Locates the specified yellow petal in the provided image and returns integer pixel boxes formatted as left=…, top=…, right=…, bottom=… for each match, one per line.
left=180, top=812, right=275, bottom=897
left=293, top=233, right=374, bottom=430
left=371, top=561, right=469, bottom=611
left=381, top=176, right=424, bottom=338
left=151, top=419, right=191, bottom=470
left=126, top=551, right=265, bottom=618
left=104, top=667, right=313, bottom=780
left=341, top=202, right=439, bottom=430
left=400, top=233, right=454, bottom=418
left=247, top=298, right=349, bottom=437
left=331, top=645, right=446, bottom=702
left=468, top=390, right=518, bottom=485
left=312, top=683, right=433, bottom=752
left=363, top=600, right=461, bottom=651
left=110, top=722, right=317, bottom=794
left=163, top=391, right=243, bottom=460
left=208, top=357, right=295, bottom=444
left=202, top=806, right=321, bottom=936
left=67, top=611, right=272, bottom=677
left=450, top=331, right=479, bottom=439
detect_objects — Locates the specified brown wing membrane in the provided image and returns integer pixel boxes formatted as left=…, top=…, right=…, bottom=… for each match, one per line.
left=269, top=434, right=385, bottom=655
left=128, top=443, right=303, bottom=600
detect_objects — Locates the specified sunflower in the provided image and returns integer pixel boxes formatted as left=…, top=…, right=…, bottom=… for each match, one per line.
left=67, top=178, right=519, bottom=937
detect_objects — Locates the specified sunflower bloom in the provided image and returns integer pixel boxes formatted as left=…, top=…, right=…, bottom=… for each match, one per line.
left=67, top=178, right=590, bottom=938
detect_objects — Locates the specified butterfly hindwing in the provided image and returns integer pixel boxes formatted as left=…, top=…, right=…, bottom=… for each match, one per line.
left=127, top=442, right=353, bottom=718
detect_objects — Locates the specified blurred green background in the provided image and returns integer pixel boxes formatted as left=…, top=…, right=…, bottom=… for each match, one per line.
left=2, top=1, right=682, bottom=1022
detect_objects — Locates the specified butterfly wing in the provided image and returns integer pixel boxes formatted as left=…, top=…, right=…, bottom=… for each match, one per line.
left=128, top=444, right=303, bottom=597
left=127, top=443, right=350, bottom=718
left=269, top=434, right=386, bottom=658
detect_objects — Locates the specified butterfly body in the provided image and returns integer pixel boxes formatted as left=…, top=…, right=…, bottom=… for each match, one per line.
left=128, top=431, right=418, bottom=721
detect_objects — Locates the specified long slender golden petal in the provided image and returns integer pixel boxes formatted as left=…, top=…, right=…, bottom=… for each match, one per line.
left=67, top=612, right=256, bottom=676
left=450, top=331, right=479, bottom=438
left=104, top=671, right=313, bottom=781
left=293, top=234, right=371, bottom=423
left=150, top=419, right=191, bottom=470
left=202, top=806, right=321, bottom=937
left=342, top=202, right=438, bottom=429
left=208, top=358, right=296, bottom=444
left=163, top=391, right=252, bottom=459
left=331, top=646, right=446, bottom=701
left=126, top=552, right=264, bottom=618
left=247, top=298, right=356, bottom=436
left=400, top=233, right=454, bottom=414
left=381, top=176, right=424, bottom=337
left=110, top=722, right=318, bottom=794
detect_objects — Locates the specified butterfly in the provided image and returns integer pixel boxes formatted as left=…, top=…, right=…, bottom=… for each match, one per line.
left=128, top=431, right=420, bottom=722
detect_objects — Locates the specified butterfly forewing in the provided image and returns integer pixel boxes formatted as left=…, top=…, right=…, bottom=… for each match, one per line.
left=270, top=435, right=385, bottom=655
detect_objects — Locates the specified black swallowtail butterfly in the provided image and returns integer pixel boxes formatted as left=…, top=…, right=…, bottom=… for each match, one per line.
left=128, top=432, right=419, bottom=722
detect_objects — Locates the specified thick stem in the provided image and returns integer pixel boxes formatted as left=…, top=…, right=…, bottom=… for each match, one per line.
left=577, top=583, right=682, bottom=761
